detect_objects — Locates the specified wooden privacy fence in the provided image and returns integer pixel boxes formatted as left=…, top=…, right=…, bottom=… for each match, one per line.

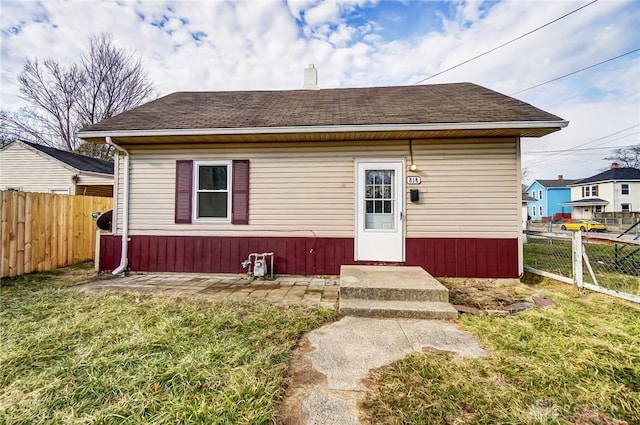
left=1, top=191, right=112, bottom=278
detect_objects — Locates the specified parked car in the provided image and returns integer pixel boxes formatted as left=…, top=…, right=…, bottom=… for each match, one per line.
left=560, top=220, right=607, bottom=232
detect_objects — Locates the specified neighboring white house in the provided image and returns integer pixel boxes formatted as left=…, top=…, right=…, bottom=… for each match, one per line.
left=563, top=163, right=640, bottom=219
left=0, top=140, right=114, bottom=197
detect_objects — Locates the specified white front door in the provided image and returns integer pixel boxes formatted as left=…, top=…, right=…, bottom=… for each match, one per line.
left=355, top=160, right=405, bottom=262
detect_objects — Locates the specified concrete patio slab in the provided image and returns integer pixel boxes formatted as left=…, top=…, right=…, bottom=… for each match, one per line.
left=72, top=273, right=339, bottom=309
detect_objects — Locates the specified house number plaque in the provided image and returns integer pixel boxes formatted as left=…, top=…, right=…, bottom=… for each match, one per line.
left=407, top=176, right=422, bottom=185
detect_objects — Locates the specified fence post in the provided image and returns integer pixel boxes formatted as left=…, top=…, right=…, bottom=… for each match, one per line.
left=572, top=230, right=583, bottom=288
left=95, top=229, right=101, bottom=272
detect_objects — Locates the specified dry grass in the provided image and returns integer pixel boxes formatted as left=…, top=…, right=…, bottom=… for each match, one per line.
left=361, top=277, right=640, bottom=424
left=0, top=266, right=334, bottom=424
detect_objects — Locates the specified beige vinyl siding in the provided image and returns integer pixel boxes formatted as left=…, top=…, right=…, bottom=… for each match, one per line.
left=115, top=138, right=520, bottom=238
left=76, top=173, right=113, bottom=186
left=0, top=143, right=74, bottom=193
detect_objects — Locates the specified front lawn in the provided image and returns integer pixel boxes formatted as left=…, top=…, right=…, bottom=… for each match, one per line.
left=0, top=267, right=334, bottom=424
left=361, top=277, right=640, bottom=424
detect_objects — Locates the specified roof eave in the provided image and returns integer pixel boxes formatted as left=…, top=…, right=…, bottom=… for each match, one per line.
left=570, top=180, right=639, bottom=186
left=561, top=200, right=610, bottom=206
left=77, top=120, right=569, bottom=140
left=77, top=170, right=115, bottom=178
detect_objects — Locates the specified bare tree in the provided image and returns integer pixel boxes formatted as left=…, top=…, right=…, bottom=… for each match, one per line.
left=17, top=59, right=84, bottom=151
left=8, top=33, right=154, bottom=159
left=78, top=34, right=154, bottom=126
left=604, top=144, right=640, bottom=169
left=521, top=166, right=531, bottom=185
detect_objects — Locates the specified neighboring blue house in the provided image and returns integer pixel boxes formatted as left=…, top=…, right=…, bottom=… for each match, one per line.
left=526, top=176, right=578, bottom=220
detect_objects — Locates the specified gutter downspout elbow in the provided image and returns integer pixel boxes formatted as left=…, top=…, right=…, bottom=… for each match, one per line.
left=106, top=137, right=129, bottom=275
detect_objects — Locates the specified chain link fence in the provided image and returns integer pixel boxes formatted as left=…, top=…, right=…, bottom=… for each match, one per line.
left=524, top=230, right=640, bottom=303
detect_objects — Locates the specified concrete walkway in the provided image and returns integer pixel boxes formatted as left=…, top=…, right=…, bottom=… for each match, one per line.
left=73, top=273, right=339, bottom=309
left=281, top=316, right=488, bottom=425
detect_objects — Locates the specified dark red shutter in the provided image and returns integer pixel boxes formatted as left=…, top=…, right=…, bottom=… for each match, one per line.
left=175, top=160, right=193, bottom=224
left=232, top=160, right=249, bottom=224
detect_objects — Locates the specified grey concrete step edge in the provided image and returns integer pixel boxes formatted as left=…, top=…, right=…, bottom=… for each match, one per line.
left=340, top=286, right=449, bottom=303
left=338, top=299, right=459, bottom=320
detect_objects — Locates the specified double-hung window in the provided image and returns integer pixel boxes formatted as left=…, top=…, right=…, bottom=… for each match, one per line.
left=584, top=185, right=598, bottom=197
left=175, top=159, right=249, bottom=225
left=194, top=161, right=231, bottom=220
left=621, top=184, right=629, bottom=195
left=621, top=203, right=631, bottom=213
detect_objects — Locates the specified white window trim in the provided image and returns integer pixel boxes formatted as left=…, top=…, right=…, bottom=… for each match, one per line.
left=539, top=205, right=543, bottom=216
left=531, top=206, right=536, bottom=217
left=192, top=160, right=232, bottom=222
left=621, top=184, right=630, bottom=195
left=49, top=188, right=70, bottom=195
left=621, top=203, right=631, bottom=213
left=538, top=190, right=542, bottom=200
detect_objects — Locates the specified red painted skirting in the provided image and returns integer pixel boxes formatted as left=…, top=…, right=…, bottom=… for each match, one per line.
left=99, top=235, right=518, bottom=278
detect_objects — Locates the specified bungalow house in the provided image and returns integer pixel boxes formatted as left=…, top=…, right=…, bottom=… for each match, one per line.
left=563, top=163, right=640, bottom=219
left=77, top=74, right=567, bottom=279
left=0, top=140, right=114, bottom=197
left=526, top=176, right=577, bottom=221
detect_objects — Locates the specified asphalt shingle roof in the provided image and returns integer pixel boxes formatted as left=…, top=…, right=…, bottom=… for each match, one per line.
left=80, top=82, right=564, bottom=132
left=19, top=141, right=114, bottom=175
left=535, top=179, right=579, bottom=188
left=573, top=167, right=640, bottom=184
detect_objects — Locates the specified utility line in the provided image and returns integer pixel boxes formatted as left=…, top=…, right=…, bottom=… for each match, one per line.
left=525, top=135, right=638, bottom=165
left=524, top=141, right=639, bottom=155
left=511, top=48, right=640, bottom=95
left=525, top=124, right=640, bottom=164
left=413, top=0, right=598, bottom=84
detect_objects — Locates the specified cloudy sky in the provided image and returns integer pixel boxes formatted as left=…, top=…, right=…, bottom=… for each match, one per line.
left=1, top=0, right=639, bottom=181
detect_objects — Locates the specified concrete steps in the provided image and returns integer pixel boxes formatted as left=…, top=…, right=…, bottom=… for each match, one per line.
left=339, top=265, right=458, bottom=319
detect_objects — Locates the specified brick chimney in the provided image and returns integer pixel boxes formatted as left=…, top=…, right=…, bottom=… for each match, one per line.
left=302, top=64, right=319, bottom=90
left=611, top=162, right=619, bottom=169
left=558, top=174, right=563, bottom=180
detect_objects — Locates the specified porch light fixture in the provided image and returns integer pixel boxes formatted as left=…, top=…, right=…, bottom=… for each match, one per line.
left=409, top=139, right=417, bottom=171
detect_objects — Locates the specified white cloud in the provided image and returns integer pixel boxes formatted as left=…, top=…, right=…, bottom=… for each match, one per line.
left=458, top=0, right=484, bottom=23
left=286, top=0, right=318, bottom=20
left=1, top=0, right=638, bottom=179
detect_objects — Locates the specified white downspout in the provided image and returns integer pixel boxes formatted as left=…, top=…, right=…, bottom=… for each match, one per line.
left=106, top=137, right=130, bottom=275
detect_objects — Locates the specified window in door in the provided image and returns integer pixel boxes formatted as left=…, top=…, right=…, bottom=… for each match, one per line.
left=364, top=170, right=395, bottom=230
